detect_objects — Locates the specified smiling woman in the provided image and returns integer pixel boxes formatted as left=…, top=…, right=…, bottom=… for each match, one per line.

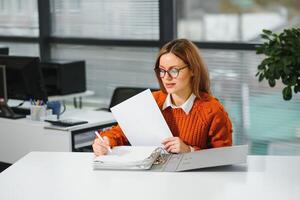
left=93, top=39, right=233, bottom=156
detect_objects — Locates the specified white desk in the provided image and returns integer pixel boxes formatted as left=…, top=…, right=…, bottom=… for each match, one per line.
left=0, top=152, right=299, bottom=200
left=0, top=110, right=115, bottom=163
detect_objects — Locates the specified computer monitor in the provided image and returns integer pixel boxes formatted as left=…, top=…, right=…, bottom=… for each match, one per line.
left=0, top=64, right=22, bottom=119
left=0, top=55, right=47, bottom=102
left=0, top=47, right=9, bottom=55
left=0, top=65, right=7, bottom=102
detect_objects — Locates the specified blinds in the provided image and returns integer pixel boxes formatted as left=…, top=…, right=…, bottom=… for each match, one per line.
left=0, top=42, right=39, bottom=56
left=50, top=0, right=159, bottom=40
left=0, top=0, right=38, bottom=36
left=176, top=0, right=300, bottom=42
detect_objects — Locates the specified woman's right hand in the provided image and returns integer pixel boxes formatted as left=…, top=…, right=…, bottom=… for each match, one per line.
left=92, top=136, right=110, bottom=156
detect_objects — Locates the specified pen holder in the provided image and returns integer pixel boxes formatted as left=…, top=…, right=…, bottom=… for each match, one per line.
left=30, top=105, right=47, bottom=121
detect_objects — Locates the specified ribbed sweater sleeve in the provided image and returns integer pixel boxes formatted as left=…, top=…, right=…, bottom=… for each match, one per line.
left=99, top=125, right=129, bottom=147
left=208, top=109, right=233, bottom=148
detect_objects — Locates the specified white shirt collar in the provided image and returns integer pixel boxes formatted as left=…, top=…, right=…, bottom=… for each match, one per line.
left=162, top=93, right=196, bottom=115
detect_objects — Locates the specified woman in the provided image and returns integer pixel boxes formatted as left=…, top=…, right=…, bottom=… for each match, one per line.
left=93, top=39, right=232, bottom=156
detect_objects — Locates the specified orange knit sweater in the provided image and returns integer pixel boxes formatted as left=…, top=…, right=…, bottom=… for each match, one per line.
left=100, top=90, right=232, bottom=150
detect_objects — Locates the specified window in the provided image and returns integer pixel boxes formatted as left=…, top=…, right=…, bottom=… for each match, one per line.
left=0, top=0, right=38, bottom=36
left=201, top=49, right=300, bottom=154
left=0, top=42, right=39, bottom=56
left=0, top=0, right=6, bottom=12
left=177, top=0, right=300, bottom=42
left=50, top=0, right=159, bottom=40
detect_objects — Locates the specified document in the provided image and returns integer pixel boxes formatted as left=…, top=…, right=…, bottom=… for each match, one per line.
left=110, top=89, right=172, bottom=146
left=93, top=146, right=164, bottom=170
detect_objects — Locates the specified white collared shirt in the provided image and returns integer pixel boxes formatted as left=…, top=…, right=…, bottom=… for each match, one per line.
left=162, top=93, right=196, bottom=115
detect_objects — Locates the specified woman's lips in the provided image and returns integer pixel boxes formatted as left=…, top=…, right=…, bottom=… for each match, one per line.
left=164, top=83, right=176, bottom=89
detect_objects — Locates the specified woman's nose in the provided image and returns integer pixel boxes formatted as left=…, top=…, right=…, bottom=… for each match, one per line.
left=164, top=72, right=173, bottom=80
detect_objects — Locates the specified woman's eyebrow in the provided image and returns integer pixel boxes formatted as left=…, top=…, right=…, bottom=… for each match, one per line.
left=159, top=65, right=178, bottom=69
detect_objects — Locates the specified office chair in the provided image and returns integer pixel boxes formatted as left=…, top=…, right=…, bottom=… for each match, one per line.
left=97, top=87, right=158, bottom=112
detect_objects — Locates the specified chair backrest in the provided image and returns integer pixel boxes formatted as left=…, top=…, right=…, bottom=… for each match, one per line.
left=109, top=87, right=158, bottom=108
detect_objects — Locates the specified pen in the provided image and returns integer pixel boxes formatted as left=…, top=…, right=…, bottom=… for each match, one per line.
left=94, top=131, right=112, bottom=153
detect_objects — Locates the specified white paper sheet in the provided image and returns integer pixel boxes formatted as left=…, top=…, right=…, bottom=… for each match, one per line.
left=93, top=146, right=163, bottom=170
left=94, top=146, right=158, bottom=164
left=110, top=89, right=172, bottom=146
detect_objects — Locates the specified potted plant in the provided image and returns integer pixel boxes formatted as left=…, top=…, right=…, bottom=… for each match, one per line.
left=256, top=28, right=300, bottom=100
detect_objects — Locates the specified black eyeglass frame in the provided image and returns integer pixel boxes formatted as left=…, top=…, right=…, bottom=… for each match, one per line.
left=154, top=65, right=188, bottom=78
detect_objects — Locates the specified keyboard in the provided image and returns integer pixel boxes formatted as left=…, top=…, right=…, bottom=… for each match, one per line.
left=45, top=119, right=88, bottom=127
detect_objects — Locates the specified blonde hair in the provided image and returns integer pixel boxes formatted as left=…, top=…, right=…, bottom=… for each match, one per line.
left=154, top=39, right=211, bottom=98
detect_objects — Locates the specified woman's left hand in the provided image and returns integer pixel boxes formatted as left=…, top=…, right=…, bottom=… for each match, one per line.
left=162, top=137, right=191, bottom=153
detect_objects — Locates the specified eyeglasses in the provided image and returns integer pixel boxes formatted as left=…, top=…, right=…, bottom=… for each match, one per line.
left=155, top=66, right=188, bottom=78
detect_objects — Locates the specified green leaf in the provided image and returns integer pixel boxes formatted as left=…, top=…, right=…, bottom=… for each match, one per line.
left=283, top=65, right=291, bottom=75
left=262, top=29, right=272, bottom=35
left=294, top=85, right=300, bottom=93
left=256, top=46, right=264, bottom=54
left=255, top=71, right=260, bottom=77
left=282, top=76, right=289, bottom=85
left=258, top=73, right=264, bottom=82
left=261, top=34, right=270, bottom=40
left=283, top=86, right=292, bottom=100
left=276, top=36, right=281, bottom=44
left=267, top=69, right=275, bottom=80
left=274, top=68, right=281, bottom=79
left=283, top=58, right=292, bottom=66
left=268, top=79, right=276, bottom=87
left=264, top=70, right=270, bottom=79
left=287, top=75, right=297, bottom=86
left=258, top=64, right=266, bottom=70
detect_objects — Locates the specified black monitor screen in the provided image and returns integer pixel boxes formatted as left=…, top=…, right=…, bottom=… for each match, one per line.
left=0, top=55, right=47, bottom=102
left=0, top=65, right=7, bottom=101
left=0, top=47, right=9, bottom=55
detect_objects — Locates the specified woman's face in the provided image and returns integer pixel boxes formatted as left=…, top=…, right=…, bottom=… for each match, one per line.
left=159, top=53, right=193, bottom=96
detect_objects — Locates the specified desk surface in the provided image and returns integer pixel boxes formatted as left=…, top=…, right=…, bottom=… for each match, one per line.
left=0, top=109, right=115, bottom=131
left=0, top=152, right=299, bottom=200
left=44, top=109, right=115, bottom=131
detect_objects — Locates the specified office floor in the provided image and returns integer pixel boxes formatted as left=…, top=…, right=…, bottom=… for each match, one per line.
left=0, top=162, right=11, bottom=173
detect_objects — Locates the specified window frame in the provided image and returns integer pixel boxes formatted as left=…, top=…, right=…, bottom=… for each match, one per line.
left=0, top=0, right=258, bottom=61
